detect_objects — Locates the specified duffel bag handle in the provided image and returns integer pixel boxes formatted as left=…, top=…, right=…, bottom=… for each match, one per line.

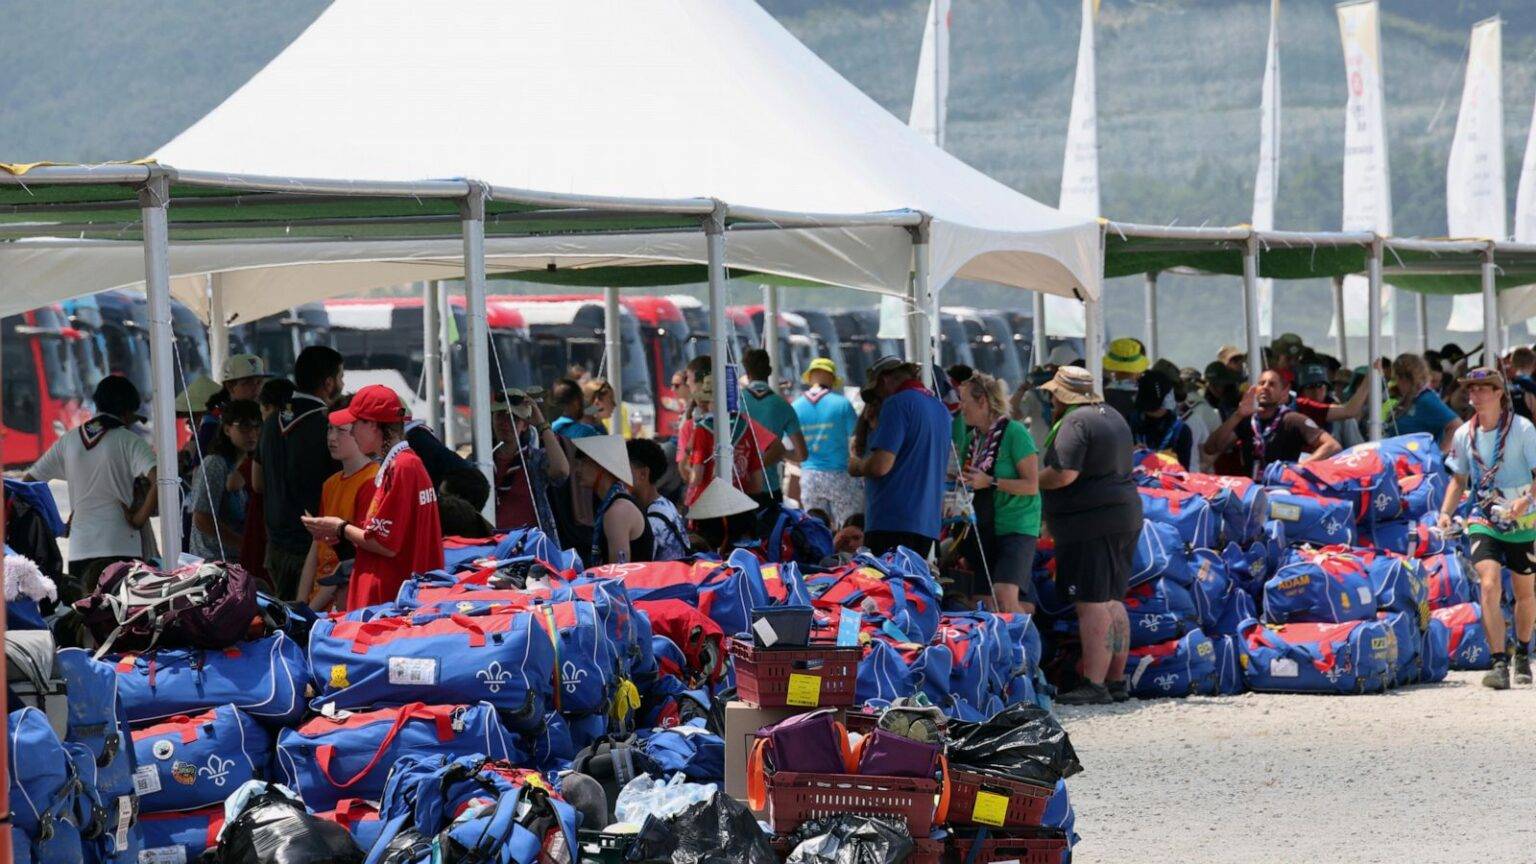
left=314, top=703, right=455, bottom=789
left=330, top=799, right=375, bottom=829
left=449, top=614, right=489, bottom=647
left=349, top=619, right=403, bottom=654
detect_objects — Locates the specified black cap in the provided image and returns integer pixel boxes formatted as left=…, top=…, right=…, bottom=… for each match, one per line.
left=1135, top=371, right=1175, bottom=413
left=92, top=375, right=145, bottom=422
left=1297, top=364, right=1329, bottom=389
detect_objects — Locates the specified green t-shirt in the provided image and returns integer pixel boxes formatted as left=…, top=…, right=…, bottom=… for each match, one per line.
left=954, top=417, right=1041, bottom=537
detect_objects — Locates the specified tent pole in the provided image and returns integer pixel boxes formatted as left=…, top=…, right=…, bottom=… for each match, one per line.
left=1367, top=239, right=1384, bottom=442
left=705, top=205, right=734, bottom=479
left=461, top=184, right=495, bottom=521
left=441, top=286, right=459, bottom=450
left=1084, top=298, right=1104, bottom=393
left=423, top=281, right=443, bottom=435
left=603, top=285, right=623, bottom=431
left=912, top=222, right=934, bottom=387
left=904, top=259, right=923, bottom=367
left=1415, top=292, right=1428, bottom=355
left=1144, top=271, right=1159, bottom=363
left=1031, top=293, right=1046, bottom=370
left=140, top=173, right=181, bottom=565
left=1242, top=238, right=1264, bottom=377
left=1482, top=247, right=1500, bottom=366
left=208, top=274, right=229, bottom=381
left=762, top=283, right=781, bottom=384
left=1331, top=276, right=1349, bottom=366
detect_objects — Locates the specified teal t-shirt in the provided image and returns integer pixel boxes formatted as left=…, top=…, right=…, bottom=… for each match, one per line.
left=956, top=418, right=1041, bottom=537
left=1446, top=413, right=1536, bottom=542
left=793, top=389, right=858, bottom=472
left=742, top=381, right=801, bottom=494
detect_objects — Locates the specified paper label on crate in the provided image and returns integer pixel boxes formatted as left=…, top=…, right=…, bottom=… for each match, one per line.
left=1269, top=658, right=1300, bottom=678
left=141, top=845, right=189, bottom=864
left=133, top=764, right=161, bottom=796
left=388, top=656, right=439, bottom=686
left=785, top=672, right=822, bottom=707
left=971, top=790, right=1009, bottom=826
left=836, top=610, right=862, bottom=647
left=115, top=795, right=133, bottom=851
left=752, top=617, right=780, bottom=648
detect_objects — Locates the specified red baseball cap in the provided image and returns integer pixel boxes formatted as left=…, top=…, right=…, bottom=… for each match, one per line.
left=329, top=384, right=408, bottom=425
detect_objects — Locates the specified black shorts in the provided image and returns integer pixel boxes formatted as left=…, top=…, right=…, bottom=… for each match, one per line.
left=1055, top=530, right=1139, bottom=604
left=954, top=530, right=1039, bottom=603
left=1469, top=533, right=1536, bottom=576
left=865, top=530, right=936, bottom=560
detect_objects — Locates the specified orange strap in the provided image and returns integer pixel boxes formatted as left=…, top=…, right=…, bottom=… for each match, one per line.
left=837, top=722, right=856, bottom=773
left=935, top=753, right=952, bottom=824
left=746, top=737, right=768, bottom=811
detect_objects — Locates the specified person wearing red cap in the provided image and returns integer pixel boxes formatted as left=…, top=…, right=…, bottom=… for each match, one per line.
left=302, top=384, right=443, bottom=610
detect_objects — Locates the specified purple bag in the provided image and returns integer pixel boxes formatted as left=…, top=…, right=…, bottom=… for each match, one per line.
left=751, top=708, right=850, bottom=774
left=853, top=728, right=941, bottom=779
left=76, top=560, right=257, bottom=655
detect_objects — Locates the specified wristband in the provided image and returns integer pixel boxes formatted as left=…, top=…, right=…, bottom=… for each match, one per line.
left=336, top=519, right=350, bottom=543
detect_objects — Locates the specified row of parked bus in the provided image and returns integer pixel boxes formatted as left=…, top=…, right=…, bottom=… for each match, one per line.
left=1, top=289, right=1067, bottom=466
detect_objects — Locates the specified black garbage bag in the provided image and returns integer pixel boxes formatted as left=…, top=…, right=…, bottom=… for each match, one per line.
left=945, top=702, right=1084, bottom=786
left=214, top=785, right=362, bottom=864
left=626, top=815, right=679, bottom=862
left=783, top=815, right=913, bottom=864
left=666, top=791, right=777, bottom=864
left=373, top=828, right=432, bottom=864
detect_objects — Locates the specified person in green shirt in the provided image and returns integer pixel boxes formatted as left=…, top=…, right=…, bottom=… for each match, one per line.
left=953, top=372, right=1041, bottom=613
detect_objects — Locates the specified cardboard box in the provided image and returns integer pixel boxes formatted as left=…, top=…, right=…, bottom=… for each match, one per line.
left=723, top=700, right=843, bottom=814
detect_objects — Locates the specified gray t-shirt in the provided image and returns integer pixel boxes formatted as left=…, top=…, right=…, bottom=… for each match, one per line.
left=188, top=454, right=247, bottom=560
left=1042, top=403, right=1142, bottom=541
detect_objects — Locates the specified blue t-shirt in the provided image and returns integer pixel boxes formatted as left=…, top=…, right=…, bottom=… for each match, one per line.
left=1390, top=389, right=1458, bottom=440
left=866, top=387, right=951, bottom=539
left=742, top=382, right=802, bottom=495
left=1446, top=413, right=1536, bottom=541
left=794, top=389, right=858, bottom=472
left=552, top=416, right=602, bottom=440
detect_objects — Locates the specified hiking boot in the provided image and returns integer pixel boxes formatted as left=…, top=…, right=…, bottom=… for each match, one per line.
left=1515, top=653, right=1533, bottom=686
left=1055, top=682, right=1113, bottom=706
left=1106, top=680, right=1131, bottom=703
left=1483, top=660, right=1511, bottom=691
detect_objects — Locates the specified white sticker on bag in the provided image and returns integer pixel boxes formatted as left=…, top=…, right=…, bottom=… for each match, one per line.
left=133, top=764, right=162, bottom=796
left=140, top=845, right=187, bottom=864
left=1269, top=658, right=1300, bottom=678
left=1270, top=502, right=1302, bottom=522
left=388, top=656, right=439, bottom=686
left=116, top=795, right=133, bottom=852
left=1357, top=586, right=1373, bottom=605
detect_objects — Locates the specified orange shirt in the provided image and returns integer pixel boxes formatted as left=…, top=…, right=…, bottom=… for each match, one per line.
left=313, top=463, right=379, bottom=599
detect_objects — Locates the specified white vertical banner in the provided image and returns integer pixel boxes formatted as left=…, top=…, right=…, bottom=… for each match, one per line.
left=1333, top=0, right=1394, bottom=341
left=908, top=0, right=950, bottom=149
left=1446, top=17, right=1507, bottom=333
left=1252, top=0, right=1281, bottom=338
left=1051, top=0, right=1097, bottom=340
left=1517, top=92, right=1536, bottom=334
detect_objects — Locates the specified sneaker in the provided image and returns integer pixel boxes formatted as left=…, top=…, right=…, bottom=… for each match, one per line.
left=1106, top=680, right=1131, bottom=703
left=1055, top=682, right=1113, bottom=706
left=1483, top=660, right=1511, bottom=691
left=1515, top=653, right=1533, bottom=686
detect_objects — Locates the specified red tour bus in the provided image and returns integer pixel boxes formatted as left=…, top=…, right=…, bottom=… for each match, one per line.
left=2, top=305, right=91, bottom=468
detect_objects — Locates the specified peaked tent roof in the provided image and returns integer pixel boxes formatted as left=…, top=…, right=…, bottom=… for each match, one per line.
left=141, top=0, right=1098, bottom=311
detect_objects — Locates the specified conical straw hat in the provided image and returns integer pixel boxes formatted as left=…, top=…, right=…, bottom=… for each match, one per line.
left=573, top=434, right=633, bottom=486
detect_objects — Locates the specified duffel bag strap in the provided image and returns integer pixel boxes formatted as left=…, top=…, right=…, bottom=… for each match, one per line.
left=963, top=826, right=990, bottom=864
left=746, top=738, right=769, bottom=812
left=315, top=703, right=452, bottom=790
left=448, top=614, right=489, bottom=647
left=540, top=607, right=563, bottom=713
left=935, top=753, right=952, bottom=825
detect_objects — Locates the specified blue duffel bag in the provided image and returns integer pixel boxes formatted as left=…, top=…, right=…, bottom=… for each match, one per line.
left=1129, top=519, right=1192, bottom=589
left=1424, top=553, right=1477, bottom=610
left=1123, top=629, right=1217, bottom=698
left=1356, top=549, right=1428, bottom=619
left=9, top=707, right=90, bottom=864
left=1397, top=472, right=1447, bottom=520
left=1422, top=616, right=1451, bottom=682
left=130, top=704, right=271, bottom=813
left=856, top=639, right=921, bottom=705
left=1138, top=487, right=1219, bottom=548
left=1359, top=515, right=1451, bottom=558
left=1433, top=602, right=1493, bottom=670
left=635, top=721, right=725, bottom=783
left=111, top=632, right=309, bottom=725
left=277, top=701, right=520, bottom=812
left=1123, top=578, right=1199, bottom=648
left=68, top=740, right=137, bottom=864
left=1211, top=634, right=1246, bottom=695
left=442, top=528, right=579, bottom=573
left=309, top=608, right=555, bottom=723
left=1264, top=490, right=1356, bottom=547
left=1263, top=552, right=1377, bottom=624
left=54, top=648, right=137, bottom=808
left=1377, top=610, right=1421, bottom=685
left=1240, top=617, right=1396, bottom=693
left=138, top=808, right=222, bottom=864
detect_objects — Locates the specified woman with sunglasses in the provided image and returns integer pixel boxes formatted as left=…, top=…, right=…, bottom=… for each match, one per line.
left=1440, top=366, right=1536, bottom=690
left=188, top=399, right=263, bottom=562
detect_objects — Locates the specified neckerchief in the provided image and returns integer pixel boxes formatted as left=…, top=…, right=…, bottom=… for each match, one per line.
left=745, top=380, right=775, bottom=401
left=376, top=439, right=411, bottom=487
left=279, top=393, right=327, bottom=436
left=894, top=379, right=931, bottom=397
left=1248, top=404, right=1291, bottom=478
left=966, top=415, right=1010, bottom=476
left=78, top=415, right=125, bottom=450
left=590, top=481, right=628, bottom=564
left=1467, top=410, right=1513, bottom=504
left=802, top=385, right=831, bottom=406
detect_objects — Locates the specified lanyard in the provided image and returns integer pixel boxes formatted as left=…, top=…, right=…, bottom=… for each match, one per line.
left=1044, top=406, right=1080, bottom=453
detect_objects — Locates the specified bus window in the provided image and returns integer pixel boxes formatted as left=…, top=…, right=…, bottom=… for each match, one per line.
left=33, top=308, right=83, bottom=402
left=2, top=319, right=40, bottom=434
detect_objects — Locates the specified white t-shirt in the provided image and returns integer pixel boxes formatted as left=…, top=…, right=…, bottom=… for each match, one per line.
left=30, top=421, right=157, bottom=561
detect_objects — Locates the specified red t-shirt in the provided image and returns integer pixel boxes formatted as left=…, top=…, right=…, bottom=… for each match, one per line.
left=347, top=447, right=444, bottom=610
left=1295, top=396, right=1331, bottom=427
left=684, top=414, right=772, bottom=507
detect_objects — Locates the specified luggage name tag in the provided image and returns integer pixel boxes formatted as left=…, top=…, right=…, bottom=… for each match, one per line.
left=115, top=795, right=133, bottom=851
left=785, top=673, right=822, bottom=708
left=1270, top=502, right=1301, bottom=521
left=319, top=703, right=353, bottom=721
left=836, top=611, right=862, bottom=647
left=971, top=790, right=1009, bottom=827
left=1269, top=658, right=1300, bottom=678
left=388, top=656, right=439, bottom=686
left=133, top=763, right=162, bottom=796
left=140, top=847, right=188, bottom=864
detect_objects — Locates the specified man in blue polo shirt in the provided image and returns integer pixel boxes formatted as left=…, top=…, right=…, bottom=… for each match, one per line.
left=848, top=356, right=951, bottom=558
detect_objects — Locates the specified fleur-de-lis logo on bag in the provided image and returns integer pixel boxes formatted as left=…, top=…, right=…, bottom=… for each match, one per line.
left=199, top=755, right=234, bottom=787
left=562, top=660, right=589, bottom=693
left=1154, top=674, right=1178, bottom=692
left=478, top=661, right=514, bottom=693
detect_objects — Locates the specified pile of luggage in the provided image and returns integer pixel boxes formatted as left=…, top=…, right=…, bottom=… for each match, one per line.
left=1034, top=432, right=1491, bottom=698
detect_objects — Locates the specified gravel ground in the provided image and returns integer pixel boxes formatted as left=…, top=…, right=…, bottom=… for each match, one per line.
left=1057, top=674, right=1536, bottom=864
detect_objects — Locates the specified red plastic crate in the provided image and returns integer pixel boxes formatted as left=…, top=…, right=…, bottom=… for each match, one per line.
left=946, top=830, right=1070, bottom=864
left=730, top=638, right=862, bottom=709
left=944, top=769, right=1052, bottom=828
left=765, top=771, right=938, bottom=835
left=771, top=834, right=942, bottom=863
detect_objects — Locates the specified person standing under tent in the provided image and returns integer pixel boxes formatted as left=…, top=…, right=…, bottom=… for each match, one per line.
left=741, top=349, right=807, bottom=503
left=1131, top=371, right=1192, bottom=468
left=674, top=354, right=715, bottom=482
left=577, top=435, right=654, bottom=565
left=550, top=377, right=603, bottom=440
left=302, top=384, right=442, bottom=611
left=848, top=356, right=950, bottom=559
left=492, top=387, right=568, bottom=535
left=1293, top=363, right=1369, bottom=448
left=627, top=438, right=690, bottom=560
left=1438, top=367, right=1536, bottom=690
left=1101, top=337, right=1147, bottom=424
left=953, top=373, right=1039, bottom=614
left=187, top=399, right=262, bottom=561
left=259, top=345, right=344, bottom=600
left=240, top=377, right=292, bottom=586
left=1035, top=366, right=1141, bottom=706
left=25, top=375, right=158, bottom=602
left=1269, top=333, right=1306, bottom=389
left=405, top=415, right=490, bottom=514
left=1203, top=369, right=1341, bottom=479
left=793, top=358, right=863, bottom=525
left=1384, top=354, right=1459, bottom=450
left=294, top=393, right=379, bottom=612
left=683, top=374, right=780, bottom=548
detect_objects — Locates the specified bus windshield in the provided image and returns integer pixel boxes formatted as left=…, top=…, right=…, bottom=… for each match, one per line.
left=490, top=332, right=535, bottom=391
left=33, top=308, right=83, bottom=401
